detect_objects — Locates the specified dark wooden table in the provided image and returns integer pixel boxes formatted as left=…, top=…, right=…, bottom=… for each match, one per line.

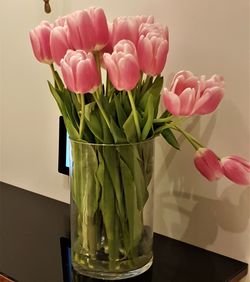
left=0, top=182, right=248, bottom=282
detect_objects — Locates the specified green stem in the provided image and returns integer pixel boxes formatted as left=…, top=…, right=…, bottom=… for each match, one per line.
left=128, top=90, right=141, bottom=140
left=93, top=92, right=111, bottom=129
left=79, top=94, right=85, bottom=139
left=154, top=118, right=185, bottom=135
left=153, top=115, right=173, bottom=123
left=94, top=52, right=102, bottom=97
left=174, top=126, right=203, bottom=150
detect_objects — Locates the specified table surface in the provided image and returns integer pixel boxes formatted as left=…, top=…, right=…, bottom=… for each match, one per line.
left=0, top=182, right=248, bottom=282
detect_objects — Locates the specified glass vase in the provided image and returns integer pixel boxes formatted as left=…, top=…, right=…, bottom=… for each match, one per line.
left=69, top=138, right=155, bottom=280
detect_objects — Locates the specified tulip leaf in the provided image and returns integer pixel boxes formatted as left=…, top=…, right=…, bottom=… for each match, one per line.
left=110, top=118, right=127, bottom=143
left=48, top=81, right=78, bottom=139
left=123, top=113, right=137, bottom=143
left=118, top=146, right=148, bottom=210
left=161, top=128, right=180, bottom=150
left=121, top=92, right=132, bottom=116
left=84, top=102, right=103, bottom=142
left=141, top=94, right=155, bottom=140
left=138, top=76, right=163, bottom=111
left=114, top=95, right=127, bottom=127
left=97, top=150, right=118, bottom=261
left=120, top=158, right=143, bottom=250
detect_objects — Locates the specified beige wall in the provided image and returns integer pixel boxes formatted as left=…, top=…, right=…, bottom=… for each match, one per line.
left=0, top=0, right=249, bottom=279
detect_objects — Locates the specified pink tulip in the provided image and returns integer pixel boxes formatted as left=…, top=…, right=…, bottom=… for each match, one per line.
left=54, top=16, right=68, bottom=27
left=111, top=17, right=139, bottom=47
left=137, top=23, right=169, bottom=76
left=67, top=10, right=96, bottom=51
left=60, top=50, right=100, bottom=94
left=103, top=40, right=140, bottom=91
left=50, top=26, right=71, bottom=65
left=66, top=8, right=109, bottom=52
left=163, top=71, right=224, bottom=116
left=221, top=156, right=250, bottom=185
left=86, top=7, right=109, bottom=50
left=136, top=15, right=154, bottom=25
left=193, top=74, right=224, bottom=115
left=194, top=148, right=223, bottom=181
left=29, top=21, right=53, bottom=64
left=139, top=23, right=168, bottom=40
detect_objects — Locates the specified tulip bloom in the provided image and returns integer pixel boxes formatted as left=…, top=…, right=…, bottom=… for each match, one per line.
left=103, top=40, right=140, bottom=91
left=111, top=17, right=139, bottom=47
left=137, top=32, right=168, bottom=76
left=50, top=26, right=71, bottom=65
left=60, top=50, right=100, bottom=94
left=67, top=8, right=109, bottom=52
left=163, top=71, right=224, bottom=116
left=87, top=7, right=109, bottom=50
left=221, top=156, right=250, bottom=185
left=194, top=148, right=223, bottom=181
left=29, top=21, right=53, bottom=64
left=193, top=74, right=224, bottom=115
left=67, top=10, right=96, bottom=51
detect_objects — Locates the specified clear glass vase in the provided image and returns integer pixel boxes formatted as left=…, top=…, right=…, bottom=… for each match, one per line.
left=69, top=138, right=155, bottom=280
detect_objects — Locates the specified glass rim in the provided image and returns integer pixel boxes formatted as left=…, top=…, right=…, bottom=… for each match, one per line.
left=69, top=136, right=155, bottom=147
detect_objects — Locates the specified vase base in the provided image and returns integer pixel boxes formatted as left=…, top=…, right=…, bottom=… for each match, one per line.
left=73, top=257, right=153, bottom=280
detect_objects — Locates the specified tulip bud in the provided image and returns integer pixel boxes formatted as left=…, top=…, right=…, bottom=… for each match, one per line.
left=221, top=156, right=250, bottom=185
left=29, top=21, right=53, bottom=64
left=103, top=40, right=140, bottom=91
left=194, top=148, right=223, bottom=181
left=60, top=50, right=100, bottom=94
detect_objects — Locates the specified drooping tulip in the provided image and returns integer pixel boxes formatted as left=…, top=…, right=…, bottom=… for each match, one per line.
left=137, top=23, right=169, bottom=76
left=103, top=40, right=140, bottom=91
left=29, top=21, right=53, bottom=64
left=221, top=156, right=250, bottom=185
left=194, top=148, right=223, bottom=181
left=60, top=50, right=100, bottom=94
left=163, top=71, right=224, bottom=116
left=50, top=26, right=71, bottom=65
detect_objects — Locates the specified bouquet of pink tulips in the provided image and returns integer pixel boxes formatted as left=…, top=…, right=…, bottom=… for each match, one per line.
left=30, top=6, right=250, bottom=275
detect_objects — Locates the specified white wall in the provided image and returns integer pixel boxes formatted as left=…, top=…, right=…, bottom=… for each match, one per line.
left=0, top=0, right=249, bottom=279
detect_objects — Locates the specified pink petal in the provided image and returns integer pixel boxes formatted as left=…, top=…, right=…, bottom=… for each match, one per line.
left=162, top=88, right=181, bottom=115
left=50, top=27, right=70, bottom=65
left=137, top=37, right=153, bottom=74
left=193, top=87, right=224, bottom=115
left=103, top=53, right=120, bottom=89
left=154, top=39, right=168, bottom=75
left=221, top=156, right=250, bottom=185
left=118, top=55, right=140, bottom=90
left=78, top=11, right=96, bottom=51
left=179, top=88, right=196, bottom=116
left=30, top=30, right=42, bottom=62
left=60, top=60, right=75, bottom=92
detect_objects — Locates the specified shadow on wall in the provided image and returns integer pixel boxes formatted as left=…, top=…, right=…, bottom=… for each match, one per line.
left=154, top=114, right=250, bottom=256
